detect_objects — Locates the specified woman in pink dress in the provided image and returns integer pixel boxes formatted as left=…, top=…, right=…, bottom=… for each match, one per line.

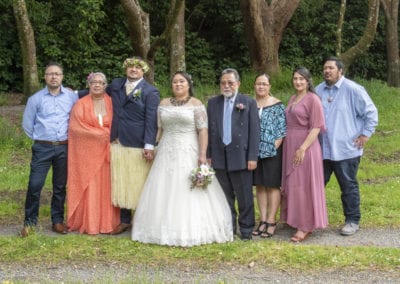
left=281, top=67, right=328, bottom=242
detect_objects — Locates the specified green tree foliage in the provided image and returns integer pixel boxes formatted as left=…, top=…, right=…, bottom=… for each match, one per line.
left=0, top=0, right=21, bottom=92
left=0, top=0, right=394, bottom=93
left=280, top=0, right=386, bottom=80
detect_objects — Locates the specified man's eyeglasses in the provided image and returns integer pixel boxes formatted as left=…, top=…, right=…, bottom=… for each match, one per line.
left=45, top=72, right=63, bottom=77
left=255, top=82, right=270, bottom=87
left=89, top=81, right=106, bottom=86
left=220, top=81, right=236, bottom=87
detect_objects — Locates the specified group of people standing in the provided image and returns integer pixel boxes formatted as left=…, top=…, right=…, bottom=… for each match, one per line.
left=20, top=56, right=378, bottom=246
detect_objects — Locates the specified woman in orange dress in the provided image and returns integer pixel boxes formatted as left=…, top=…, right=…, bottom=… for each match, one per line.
left=67, top=72, right=120, bottom=234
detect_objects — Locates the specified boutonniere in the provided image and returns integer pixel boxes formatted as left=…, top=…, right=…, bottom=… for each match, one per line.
left=236, top=103, right=245, bottom=112
left=133, top=88, right=142, bottom=99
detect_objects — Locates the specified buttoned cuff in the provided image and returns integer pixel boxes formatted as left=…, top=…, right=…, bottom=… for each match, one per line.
left=144, top=144, right=154, bottom=150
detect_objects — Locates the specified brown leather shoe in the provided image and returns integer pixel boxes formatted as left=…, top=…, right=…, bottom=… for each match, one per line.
left=20, top=226, right=34, bottom=238
left=52, top=223, right=67, bottom=234
left=111, top=223, right=131, bottom=235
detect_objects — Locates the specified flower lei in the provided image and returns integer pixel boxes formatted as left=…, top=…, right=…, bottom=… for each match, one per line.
left=122, top=57, right=150, bottom=73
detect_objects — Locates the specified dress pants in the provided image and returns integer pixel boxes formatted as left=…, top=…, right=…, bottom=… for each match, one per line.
left=24, top=143, right=68, bottom=226
left=215, top=169, right=255, bottom=236
left=120, top=208, right=132, bottom=224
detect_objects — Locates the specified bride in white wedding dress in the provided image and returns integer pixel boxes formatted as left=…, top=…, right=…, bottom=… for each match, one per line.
left=131, top=72, right=233, bottom=246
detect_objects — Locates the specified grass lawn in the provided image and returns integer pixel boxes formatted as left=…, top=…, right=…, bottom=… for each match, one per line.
left=0, top=73, right=399, bottom=274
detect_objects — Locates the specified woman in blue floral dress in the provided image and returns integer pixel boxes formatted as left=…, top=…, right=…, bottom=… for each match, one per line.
left=252, top=74, right=286, bottom=238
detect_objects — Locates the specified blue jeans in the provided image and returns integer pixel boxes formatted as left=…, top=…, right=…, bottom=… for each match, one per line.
left=323, top=157, right=361, bottom=224
left=24, top=143, right=68, bottom=226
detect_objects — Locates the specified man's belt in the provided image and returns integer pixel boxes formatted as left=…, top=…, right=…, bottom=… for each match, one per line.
left=34, top=140, right=68, bottom=145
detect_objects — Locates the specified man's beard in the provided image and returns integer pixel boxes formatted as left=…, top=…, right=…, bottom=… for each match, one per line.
left=222, top=91, right=234, bottom=98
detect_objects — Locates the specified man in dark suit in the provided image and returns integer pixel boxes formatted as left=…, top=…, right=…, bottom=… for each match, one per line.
left=107, top=57, right=160, bottom=234
left=207, top=68, right=260, bottom=240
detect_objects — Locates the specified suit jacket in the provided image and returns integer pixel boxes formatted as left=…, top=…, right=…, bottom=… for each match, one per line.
left=207, top=93, right=260, bottom=171
left=108, top=78, right=160, bottom=147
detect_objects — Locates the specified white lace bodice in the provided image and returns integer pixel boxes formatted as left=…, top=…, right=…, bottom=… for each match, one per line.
left=158, top=105, right=208, bottom=132
left=156, top=105, right=207, bottom=174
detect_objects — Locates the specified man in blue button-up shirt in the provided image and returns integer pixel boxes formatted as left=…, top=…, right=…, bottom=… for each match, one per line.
left=21, top=62, right=78, bottom=237
left=315, top=56, right=378, bottom=236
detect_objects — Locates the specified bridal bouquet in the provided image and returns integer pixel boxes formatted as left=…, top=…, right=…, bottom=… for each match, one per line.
left=190, top=164, right=215, bottom=190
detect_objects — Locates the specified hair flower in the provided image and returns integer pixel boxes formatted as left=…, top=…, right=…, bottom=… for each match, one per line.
left=86, top=72, right=94, bottom=88
left=236, top=103, right=245, bottom=111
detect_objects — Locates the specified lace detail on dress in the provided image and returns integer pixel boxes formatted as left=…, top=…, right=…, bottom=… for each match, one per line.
left=194, top=105, right=208, bottom=129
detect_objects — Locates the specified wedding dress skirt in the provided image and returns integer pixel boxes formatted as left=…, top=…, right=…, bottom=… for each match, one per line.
left=132, top=106, right=233, bottom=246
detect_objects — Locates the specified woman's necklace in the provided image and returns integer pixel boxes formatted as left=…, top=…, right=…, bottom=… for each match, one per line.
left=170, top=96, right=191, bottom=106
left=92, top=96, right=106, bottom=126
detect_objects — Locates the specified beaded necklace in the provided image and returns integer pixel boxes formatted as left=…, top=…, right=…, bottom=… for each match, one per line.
left=170, top=96, right=191, bottom=106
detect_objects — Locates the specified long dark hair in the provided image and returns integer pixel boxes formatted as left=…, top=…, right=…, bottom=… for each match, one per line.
left=293, top=67, right=316, bottom=93
left=171, top=71, right=194, bottom=97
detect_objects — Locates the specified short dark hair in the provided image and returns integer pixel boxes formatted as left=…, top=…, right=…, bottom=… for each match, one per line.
left=45, top=61, right=63, bottom=72
left=323, top=56, right=344, bottom=71
left=254, top=73, right=270, bottom=84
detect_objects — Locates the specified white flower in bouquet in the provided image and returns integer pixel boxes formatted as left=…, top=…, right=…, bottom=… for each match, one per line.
left=199, top=164, right=211, bottom=176
left=190, top=164, right=215, bottom=189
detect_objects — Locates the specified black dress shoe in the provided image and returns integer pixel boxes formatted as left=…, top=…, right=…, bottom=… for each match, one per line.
left=240, top=234, right=252, bottom=241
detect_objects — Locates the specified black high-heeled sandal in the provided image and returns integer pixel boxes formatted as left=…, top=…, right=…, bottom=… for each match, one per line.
left=252, top=221, right=267, bottom=236
left=260, top=222, right=277, bottom=238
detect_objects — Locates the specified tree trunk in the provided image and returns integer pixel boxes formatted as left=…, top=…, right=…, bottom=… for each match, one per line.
left=240, top=0, right=300, bottom=75
left=12, top=0, right=40, bottom=101
left=120, top=0, right=153, bottom=81
left=381, top=0, right=400, bottom=87
left=336, top=0, right=347, bottom=55
left=121, top=0, right=186, bottom=82
left=339, top=0, right=380, bottom=69
left=169, top=0, right=186, bottom=74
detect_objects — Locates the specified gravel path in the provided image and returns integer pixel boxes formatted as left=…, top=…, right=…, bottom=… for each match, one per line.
left=1, top=224, right=400, bottom=283
left=1, top=223, right=400, bottom=248
left=1, top=262, right=400, bottom=283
